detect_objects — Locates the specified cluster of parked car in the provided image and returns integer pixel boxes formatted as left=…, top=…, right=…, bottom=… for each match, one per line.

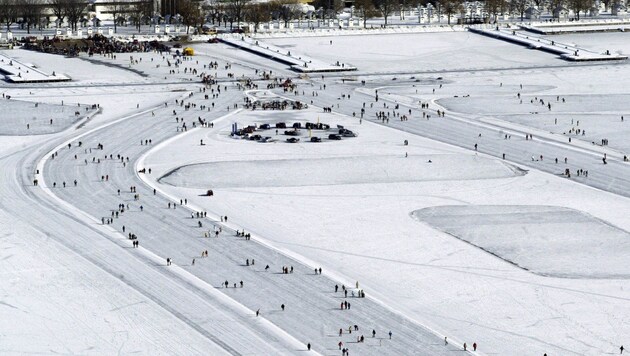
left=245, top=134, right=273, bottom=143
left=233, top=121, right=357, bottom=144
left=273, top=121, right=329, bottom=130
left=284, top=124, right=358, bottom=143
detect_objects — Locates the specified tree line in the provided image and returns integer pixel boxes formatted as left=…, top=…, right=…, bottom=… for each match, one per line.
left=0, top=0, right=615, bottom=35
left=201, top=0, right=608, bottom=30
left=0, top=0, right=154, bottom=33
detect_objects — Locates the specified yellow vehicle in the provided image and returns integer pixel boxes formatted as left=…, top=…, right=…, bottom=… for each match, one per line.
left=200, top=26, right=217, bottom=35
left=183, top=47, right=194, bottom=56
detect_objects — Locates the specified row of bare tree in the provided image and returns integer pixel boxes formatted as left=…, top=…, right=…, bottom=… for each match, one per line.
left=364, top=0, right=605, bottom=25
left=104, top=1, right=154, bottom=32
left=0, top=0, right=618, bottom=36
left=488, top=0, right=606, bottom=22
left=201, top=0, right=608, bottom=32
left=0, top=0, right=154, bottom=34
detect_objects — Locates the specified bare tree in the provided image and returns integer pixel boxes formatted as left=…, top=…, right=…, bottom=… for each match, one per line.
left=48, top=0, right=65, bottom=27
left=178, top=0, right=204, bottom=33
left=0, top=0, right=19, bottom=32
left=374, top=0, right=397, bottom=26
left=333, top=0, right=345, bottom=19
left=312, top=0, right=343, bottom=20
left=128, top=1, right=153, bottom=32
left=21, top=0, right=44, bottom=34
left=63, top=0, right=87, bottom=31
left=547, top=0, right=565, bottom=19
left=272, top=0, right=302, bottom=27
left=437, top=0, right=462, bottom=24
left=485, top=0, right=507, bottom=22
left=568, top=0, right=593, bottom=19
left=354, top=0, right=379, bottom=27
left=398, top=0, right=409, bottom=20
left=222, top=2, right=235, bottom=29
left=206, top=2, right=224, bottom=25
left=509, top=0, right=527, bottom=20
left=245, top=2, right=271, bottom=32
left=108, top=2, right=131, bottom=33
left=225, top=0, right=250, bottom=30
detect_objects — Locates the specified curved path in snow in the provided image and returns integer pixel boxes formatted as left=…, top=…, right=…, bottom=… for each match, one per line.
left=36, top=83, right=461, bottom=355
left=7, top=45, right=626, bottom=355
left=306, top=82, right=630, bottom=199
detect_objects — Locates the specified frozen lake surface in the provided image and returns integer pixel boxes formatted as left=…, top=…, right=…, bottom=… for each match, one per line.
left=2, top=27, right=630, bottom=356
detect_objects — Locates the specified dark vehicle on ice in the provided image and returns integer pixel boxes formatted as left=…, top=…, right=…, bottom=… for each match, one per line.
left=339, top=129, right=357, bottom=137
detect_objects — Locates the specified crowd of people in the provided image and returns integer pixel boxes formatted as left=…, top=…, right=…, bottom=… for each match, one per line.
left=32, top=53, right=423, bottom=355
left=27, top=38, right=628, bottom=355
left=25, top=34, right=171, bottom=57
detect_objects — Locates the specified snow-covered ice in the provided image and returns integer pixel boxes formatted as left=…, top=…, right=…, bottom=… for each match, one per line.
left=414, top=205, right=630, bottom=278
left=2, top=28, right=630, bottom=356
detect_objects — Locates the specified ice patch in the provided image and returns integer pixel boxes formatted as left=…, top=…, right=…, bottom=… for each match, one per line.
left=159, top=155, right=525, bottom=189
left=413, top=205, right=630, bottom=278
